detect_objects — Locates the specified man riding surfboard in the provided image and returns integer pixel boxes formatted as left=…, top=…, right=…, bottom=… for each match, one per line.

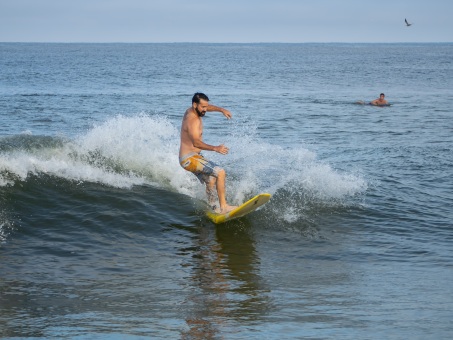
left=179, top=93, right=238, bottom=214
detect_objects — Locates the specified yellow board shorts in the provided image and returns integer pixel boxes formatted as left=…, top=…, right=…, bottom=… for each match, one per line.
left=179, top=152, right=222, bottom=184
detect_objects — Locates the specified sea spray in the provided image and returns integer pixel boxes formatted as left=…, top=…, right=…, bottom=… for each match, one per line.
left=0, top=114, right=367, bottom=223
left=210, top=117, right=368, bottom=222
left=0, top=115, right=175, bottom=189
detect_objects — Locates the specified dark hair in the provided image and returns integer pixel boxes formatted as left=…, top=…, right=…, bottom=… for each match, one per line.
left=192, top=92, right=209, bottom=104
left=380, top=93, right=385, bottom=96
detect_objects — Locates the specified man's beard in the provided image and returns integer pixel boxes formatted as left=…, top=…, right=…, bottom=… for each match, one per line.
left=195, top=107, right=206, bottom=117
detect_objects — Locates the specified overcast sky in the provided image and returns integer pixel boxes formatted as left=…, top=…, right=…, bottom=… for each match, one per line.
left=1, top=0, right=452, bottom=43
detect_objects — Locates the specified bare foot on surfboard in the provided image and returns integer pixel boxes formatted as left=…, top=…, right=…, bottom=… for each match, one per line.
left=220, top=205, right=238, bottom=214
left=210, top=204, right=238, bottom=214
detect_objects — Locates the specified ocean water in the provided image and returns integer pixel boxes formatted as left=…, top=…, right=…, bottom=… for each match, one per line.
left=0, top=43, right=452, bottom=339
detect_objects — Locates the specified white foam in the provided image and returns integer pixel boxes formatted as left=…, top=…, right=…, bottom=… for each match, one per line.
left=203, top=120, right=368, bottom=223
left=0, top=113, right=367, bottom=218
left=221, top=127, right=367, bottom=204
left=0, top=114, right=189, bottom=190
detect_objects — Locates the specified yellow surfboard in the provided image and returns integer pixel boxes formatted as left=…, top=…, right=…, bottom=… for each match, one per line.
left=206, top=193, right=271, bottom=224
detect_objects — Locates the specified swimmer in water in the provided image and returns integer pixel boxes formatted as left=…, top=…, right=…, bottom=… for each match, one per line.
left=369, top=93, right=389, bottom=106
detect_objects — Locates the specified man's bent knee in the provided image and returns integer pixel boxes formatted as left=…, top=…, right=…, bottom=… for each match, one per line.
left=217, top=168, right=226, bottom=179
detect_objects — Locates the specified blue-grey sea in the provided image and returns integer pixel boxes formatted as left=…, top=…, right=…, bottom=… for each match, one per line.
left=1, top=43, right=452, bottom=339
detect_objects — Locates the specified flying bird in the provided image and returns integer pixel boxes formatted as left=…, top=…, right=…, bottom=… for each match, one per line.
left=405, top=18, right=412, bottom=27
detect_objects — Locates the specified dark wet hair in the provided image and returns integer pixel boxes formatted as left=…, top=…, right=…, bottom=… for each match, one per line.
left=192, top=92, right=209, bottom=104
left=380, top=93, right=385, bottom=96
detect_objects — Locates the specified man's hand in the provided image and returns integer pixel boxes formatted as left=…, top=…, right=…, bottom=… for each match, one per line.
left=214, top=144, right=229, bottom=155
left=222, top=109, right=232, bottom=120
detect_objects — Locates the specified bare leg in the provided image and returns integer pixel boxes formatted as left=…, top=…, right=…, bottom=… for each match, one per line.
left=206, top=177, right=217, bottom=210
left=215, top=169, right=237, bottom=214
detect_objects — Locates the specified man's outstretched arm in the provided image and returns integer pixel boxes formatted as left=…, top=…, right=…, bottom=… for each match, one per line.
left=207, top=104, right=232, bottom=119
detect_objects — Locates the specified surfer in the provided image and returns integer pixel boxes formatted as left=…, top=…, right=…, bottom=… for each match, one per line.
left=179, top=92, right=238, bottom=214
left=369, top=93, right=389, bottom=106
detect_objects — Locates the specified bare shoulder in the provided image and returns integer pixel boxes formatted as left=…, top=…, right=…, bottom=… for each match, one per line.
left=182, top=108, right=200, bottom=129
left=182, top=107, right=190, bottom=118
left=182, top=108, right=193, bottom=123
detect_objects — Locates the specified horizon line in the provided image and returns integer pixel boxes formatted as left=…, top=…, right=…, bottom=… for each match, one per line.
left=1, top=41, right=452, bottom=44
